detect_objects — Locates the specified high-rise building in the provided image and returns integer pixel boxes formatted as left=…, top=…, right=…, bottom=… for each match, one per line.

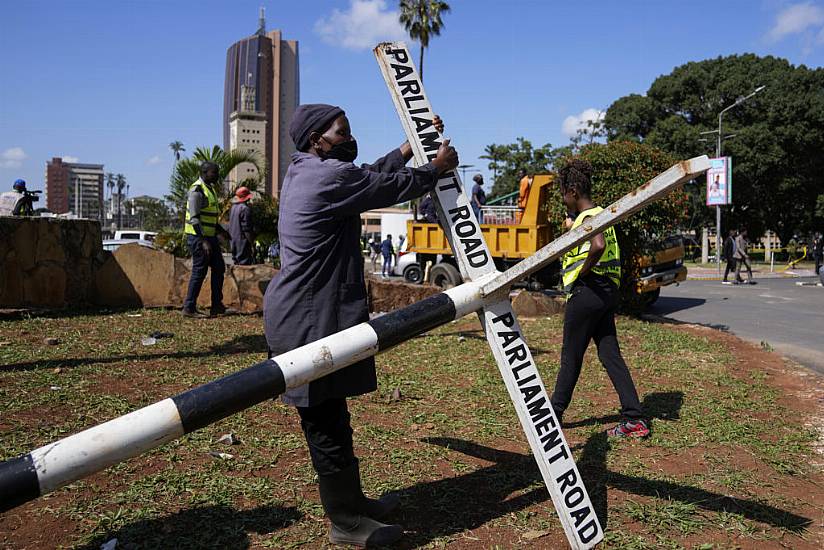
left=223, top=9, right=299, bottom=197
left=228, top=85, right=268, bottom=187
left=45, top=157, right=104, bottom=221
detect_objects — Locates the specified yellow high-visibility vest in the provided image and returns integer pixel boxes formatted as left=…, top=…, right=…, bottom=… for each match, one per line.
left=184, top=179, right=219, bottom=237
left=561, top=206, right=621, bottom=292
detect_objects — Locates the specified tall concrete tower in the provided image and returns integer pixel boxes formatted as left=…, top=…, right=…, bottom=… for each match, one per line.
left=228, top=84, right=267, bottom=188
left=224, top=11, right=299, bottom=197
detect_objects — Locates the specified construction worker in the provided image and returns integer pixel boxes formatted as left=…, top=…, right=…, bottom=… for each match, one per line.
left=264, top=104, right=457, bottom=547
left=228, top=186, right=255, bottom=265
left=551, top=158, right=649, bottom=438
left=0, top=179, right=28, bottom=216
left=517, top=169, right=532, bottom=222
left=182, top=161, right=227, bottom=318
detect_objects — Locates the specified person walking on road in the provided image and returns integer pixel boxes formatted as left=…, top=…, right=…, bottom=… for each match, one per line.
left=368, top=238, right=381, bottom=272
left=734, top=227, right=755, bottom=285
left=380, top=234, right=394, bottom=278
left=263, top=103, right=458, bottom=547
left=182, top=161, right=228, bottom=317
left=722, top=229, right=738, bottom=284
left=812, top=232, right=822, bottom=275
left=550, top=158, right=649, bottom=438
left=228, top=186, right=255, bottom=265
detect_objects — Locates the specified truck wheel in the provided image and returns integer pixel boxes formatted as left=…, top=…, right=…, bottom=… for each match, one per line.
left=403, top=264, right=423, bottom=284
left=430, top=263, right=462, bottom=289
left=642, top=288, right=661, bottom=306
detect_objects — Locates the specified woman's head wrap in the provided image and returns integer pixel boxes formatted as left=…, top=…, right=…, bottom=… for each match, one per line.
left=289, top=104, right=345, bottom=151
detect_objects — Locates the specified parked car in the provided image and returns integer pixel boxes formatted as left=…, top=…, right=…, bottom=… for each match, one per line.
left=114, top=230, right=157, bottom=243
left=392, top=251, right=422, bottom=283
left=102, top=239, right=155, bottom=252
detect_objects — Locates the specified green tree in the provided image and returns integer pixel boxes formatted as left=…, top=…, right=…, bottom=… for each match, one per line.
left=115, top=174, right=127, bottom=228
left=481, top=138, right=561, bottom=199
left=166, top=145, right=264, bottom=217
left=551, top=141, right=689, bottom=310
left=603, top=54, right=824, bottom=243
left=130, top=197, right=173, bottom=232
left=398, top=0, right=450, bottom=80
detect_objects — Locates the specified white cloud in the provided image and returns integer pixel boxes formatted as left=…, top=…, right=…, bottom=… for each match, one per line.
left=766, top=2, right=824, bottom=42
left=62, top=155, right=79, bottom=163
left=146, top=155, right=162, bottom=165
left=561, top=108, right=604, bottom=138
left=315, top=0, right=406, bottom=50
left=0, top=147, right=27, bottom=169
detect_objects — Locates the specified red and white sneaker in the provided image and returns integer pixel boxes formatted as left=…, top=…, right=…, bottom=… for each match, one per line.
left=607, top=419, right=650, bottom=438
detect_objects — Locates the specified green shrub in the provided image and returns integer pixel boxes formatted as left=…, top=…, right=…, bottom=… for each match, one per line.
left=550, top=141, right=689, bottom=311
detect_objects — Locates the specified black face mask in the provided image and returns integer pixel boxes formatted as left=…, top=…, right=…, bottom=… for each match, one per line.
left=322, top=137, right=358, bottom=163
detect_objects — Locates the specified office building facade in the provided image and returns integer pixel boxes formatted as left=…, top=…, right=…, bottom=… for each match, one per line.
left=45, top=157, right=105, bottom=221
left=224, top=14, right=299, bottom=197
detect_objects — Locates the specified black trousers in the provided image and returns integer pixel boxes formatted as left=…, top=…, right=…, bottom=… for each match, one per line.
left=723, top=259, right=737, bottom=281
left=297, top=398, right=356, bottom=476
left=184, top=235, right=225, bottom=311
left=551, top=279, right=644, bottom=421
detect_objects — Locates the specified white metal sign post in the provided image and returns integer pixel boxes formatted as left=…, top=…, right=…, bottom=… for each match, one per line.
left=375, top=41, right=602, bottom=548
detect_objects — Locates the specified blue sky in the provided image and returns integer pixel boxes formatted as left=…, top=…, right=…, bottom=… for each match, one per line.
left=2, top=0, right=823, bottom=199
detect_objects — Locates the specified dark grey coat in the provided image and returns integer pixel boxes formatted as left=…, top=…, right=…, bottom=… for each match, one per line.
left=264, top=149, right=439, bottom=407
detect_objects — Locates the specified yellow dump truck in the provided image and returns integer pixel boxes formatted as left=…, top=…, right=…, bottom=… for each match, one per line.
left=404, top=174, right=686, bottom=301
left=634, top=235, right=688, bottom=304
left=406, top=174, right=558, bottom=289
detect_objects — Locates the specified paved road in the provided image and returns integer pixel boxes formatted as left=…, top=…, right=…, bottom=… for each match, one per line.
left=650, top=277, right=824, bottom=376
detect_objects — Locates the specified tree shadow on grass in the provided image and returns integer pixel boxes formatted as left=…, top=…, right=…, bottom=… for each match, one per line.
left=399, top=389, right=809, bottom=546
left=0, top=334, right=270, bottom=372
left=78, top=504, right=301, bottom=550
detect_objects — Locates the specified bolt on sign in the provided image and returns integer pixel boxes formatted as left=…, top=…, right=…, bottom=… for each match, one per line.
left=375, top=41, right=603, bottom=549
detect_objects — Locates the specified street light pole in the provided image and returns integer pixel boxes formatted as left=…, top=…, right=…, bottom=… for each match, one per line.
left=712, top=85, right=766, bottom=274
left=458, top=163, right=475, bottom=182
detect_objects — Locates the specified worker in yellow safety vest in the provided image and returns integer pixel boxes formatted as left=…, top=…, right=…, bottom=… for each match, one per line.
left=182, top=161, right=227, bottom=318
left=551, top=158, right=649, bottom=438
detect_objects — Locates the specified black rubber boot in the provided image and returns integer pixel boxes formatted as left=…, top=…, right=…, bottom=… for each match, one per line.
left=318, top=462, right=403, bottom=547
left=350, top=460, right=400, bottom=520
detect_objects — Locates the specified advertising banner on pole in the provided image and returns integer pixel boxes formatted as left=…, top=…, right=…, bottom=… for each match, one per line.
left=707, top=156, right=732, bottom=206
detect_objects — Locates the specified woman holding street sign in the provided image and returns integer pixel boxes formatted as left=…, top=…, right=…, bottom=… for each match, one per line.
left=263, top=104, right=457, bottom=546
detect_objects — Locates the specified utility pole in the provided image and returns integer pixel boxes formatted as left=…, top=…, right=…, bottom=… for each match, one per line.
left=703, top=85, right=765, bottom=273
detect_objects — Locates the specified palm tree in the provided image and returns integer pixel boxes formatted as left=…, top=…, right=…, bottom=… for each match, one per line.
left=166, top=145, right=265, bottom=221
left=105, top=172, right=115, bottom=209
left=115, top=174, right=126, bottom=229
left=398, top=0, right=451, bottom=81
left=169, top=141, right=185, bottom=164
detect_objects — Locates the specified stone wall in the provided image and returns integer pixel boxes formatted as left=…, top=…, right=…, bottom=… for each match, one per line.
left=365, top=276, right=441, bottom=313
left=95, top=244, right=276, bottom=313
left=0, top=217, right=103, bottom=307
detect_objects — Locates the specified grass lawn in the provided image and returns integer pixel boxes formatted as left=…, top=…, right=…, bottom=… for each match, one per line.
left=1, top=308, right=822, bottom=549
